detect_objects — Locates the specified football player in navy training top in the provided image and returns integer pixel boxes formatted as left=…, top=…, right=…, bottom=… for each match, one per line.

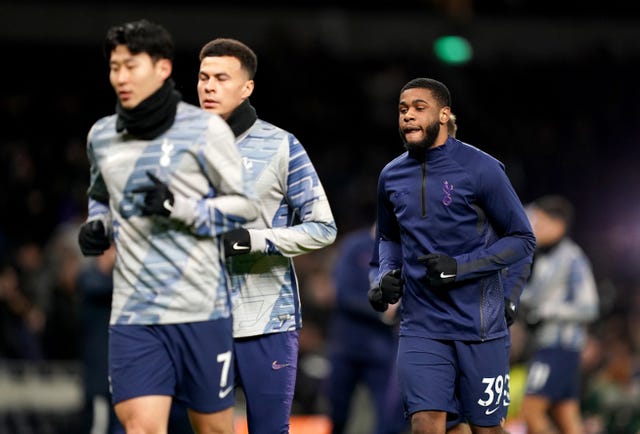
left=370, top=77, right=535, bottom=434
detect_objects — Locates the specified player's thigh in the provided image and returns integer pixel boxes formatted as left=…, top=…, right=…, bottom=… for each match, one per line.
left=397, top=336, right=458, bottom=418
left=188, top=406, right=234, bottom=434
left=520, top=393, right=552, bottom=432
left=114, top=395, right=172, bottom=433
left=525, top=348, right=581, bottom=402
left=235, top=331, right=298, bottom=433
left=235, top=330, right=298, bottom=397
left=109, top=325, right=176, bottom=405
left=521, top=394, right=550, bottom=413
left=500, top=336, right=512, bottom=423
left=551, top=399, right=583, bottom=434
left=456, top=336, right=509, bottom=427
left=174, top=319, right=235, bottom=414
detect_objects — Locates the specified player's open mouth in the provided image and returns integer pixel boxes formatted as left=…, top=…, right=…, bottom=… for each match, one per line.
left=403, top=127, right=422, bottom=137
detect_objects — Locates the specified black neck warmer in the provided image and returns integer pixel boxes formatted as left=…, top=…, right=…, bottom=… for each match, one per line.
left=116, top=78, right=182, bottom=140
left=406, top=146, right=428, bottom=161
left=226, top=99, right=258, bottom=138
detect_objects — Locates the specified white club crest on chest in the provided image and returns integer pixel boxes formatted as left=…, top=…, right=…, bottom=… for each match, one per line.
left=242, top=156, right=253, bottom=171
left=160, top=138, right=174, bottom=167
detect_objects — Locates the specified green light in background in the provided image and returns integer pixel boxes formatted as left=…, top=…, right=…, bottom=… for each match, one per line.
left=433, top=35, right=473, bottom=65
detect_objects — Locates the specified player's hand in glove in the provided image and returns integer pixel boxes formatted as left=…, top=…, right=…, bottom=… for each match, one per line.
left=504, top=298, right=517, bottom=327
left=417, top=253, right=457, bottom=287
left=523, top=307, right=543, bottom=329
left=379, top=269, right=403, bottom=303
left=78, top=220, right=110, bottom=256
left=223, top=228, right=251, bottom=257
left=132, top=171, right=174, bottom=217
left=367, top=287, right=389, bottom=313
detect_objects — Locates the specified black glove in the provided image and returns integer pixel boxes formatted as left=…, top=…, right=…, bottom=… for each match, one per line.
left=367, top=287, right=389, bottom=313
left=223, top=228, right=251, bottom=257
left=417, top=253, right=457, bottom=287
left=505, top=298, right=517, bottom=327
left=78, top=220, right=110, bottom=256
left=132, top=171, right=174, bottom=217
left=379, top=269, right=403, bottom=304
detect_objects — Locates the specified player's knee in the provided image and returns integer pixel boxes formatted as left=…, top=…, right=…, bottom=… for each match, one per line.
left=189, top=408, right=234, bottom=434
left=119, top=420, right=165, bottom=434
left=411, top=411, right=446, bottom=434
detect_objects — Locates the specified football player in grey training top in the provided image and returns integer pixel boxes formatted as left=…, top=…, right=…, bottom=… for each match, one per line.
left=195, top=37, right=337, bottom=434
left=78, top=19, right=259, bottom=434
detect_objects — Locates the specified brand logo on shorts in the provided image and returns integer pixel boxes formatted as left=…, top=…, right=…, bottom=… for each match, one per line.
left=485, top=406, right=500, bottom=415
left=271, top=360, right=290, bottom=370
left=218, top=386, right=233, bottom=399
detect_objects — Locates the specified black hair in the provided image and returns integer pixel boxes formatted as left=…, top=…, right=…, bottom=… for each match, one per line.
left=103, top=19, right=175, bottom=62
left=199, top=38, right=258, bottom=79
left=400, top=78, right=451, bottom=108
left=534, top=195, right=575, bottom=228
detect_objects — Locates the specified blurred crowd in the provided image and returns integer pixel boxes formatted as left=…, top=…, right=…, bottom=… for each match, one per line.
left=2, top=18, right=640, bottom=432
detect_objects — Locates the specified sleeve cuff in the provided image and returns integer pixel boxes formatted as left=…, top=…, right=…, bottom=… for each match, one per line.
left=170, top=195, right=197, bottom=226
left=249, top=229, right=267, bottom=253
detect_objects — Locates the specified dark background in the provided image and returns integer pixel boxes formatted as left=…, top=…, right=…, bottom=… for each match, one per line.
left=1, top=1, right=639, bottom=432
left=2, top=1, right=640, bottom=287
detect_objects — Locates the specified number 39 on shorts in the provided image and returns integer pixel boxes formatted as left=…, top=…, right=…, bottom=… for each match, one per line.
left=477, top=374, right=510, bottom=408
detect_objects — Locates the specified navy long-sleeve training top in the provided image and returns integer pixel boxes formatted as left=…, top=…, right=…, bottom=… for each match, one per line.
left=376, top=136, right=535, bottom=341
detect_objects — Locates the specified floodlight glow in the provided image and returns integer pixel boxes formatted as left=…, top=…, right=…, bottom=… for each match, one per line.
left=433, top=36, right=473, bottom=65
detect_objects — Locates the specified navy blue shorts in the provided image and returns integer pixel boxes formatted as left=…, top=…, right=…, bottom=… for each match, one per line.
left=109, top=319, right=234, bottom=413
left=500, top=335, right=512, bottom=421
left=234, top=330, right=299, bottom=434
left=443, top=334, right=511, bottom=428
left=525, top=347, right=581, bottom=401
left=397, top=335, right=509, bottom=427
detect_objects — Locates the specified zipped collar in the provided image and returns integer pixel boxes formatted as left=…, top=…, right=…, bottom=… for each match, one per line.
left=407, top=136, right=453, bottom=162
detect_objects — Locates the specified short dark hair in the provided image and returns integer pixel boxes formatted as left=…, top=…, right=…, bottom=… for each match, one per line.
left=400, top=78, right=451, bottom=108
left=199, top=38, right=258, bottom=79
left=104, top=19, right=175, bottom=62
left=534, top=195, right=574, bottom=228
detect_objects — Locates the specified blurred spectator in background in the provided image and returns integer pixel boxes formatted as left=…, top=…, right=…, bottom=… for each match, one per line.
left=41, top=244, right=81, bottom=360
left=293, top=259, right=336, bottom=416
left=519, top=195, right=599, bottom=434
left=326, top=223, right=407, bottom=434
left=581, top=316, right=640, bottom=433
left=76, top=245, right=122, bottom=434
left=0, top=261, right=44, bottom=360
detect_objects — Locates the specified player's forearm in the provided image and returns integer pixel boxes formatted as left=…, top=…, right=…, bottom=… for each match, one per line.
left=172, top=194, right=260, bottom=237
left=247, top=220, right=337, bottom=256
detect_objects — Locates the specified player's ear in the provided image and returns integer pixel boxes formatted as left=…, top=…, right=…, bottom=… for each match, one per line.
left=242, top=79, right=255, bottom=99
left=156, top=58, right=173, bottom=80
left=439, top=107, right=450, bottom=124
